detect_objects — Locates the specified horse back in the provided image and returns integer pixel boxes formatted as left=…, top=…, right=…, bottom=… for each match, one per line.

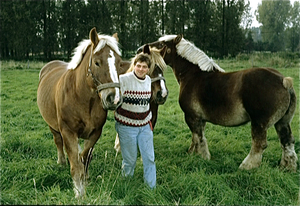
left=179, top=67, right=293, bottom=126
left=39, top=60, right=68, bottom=81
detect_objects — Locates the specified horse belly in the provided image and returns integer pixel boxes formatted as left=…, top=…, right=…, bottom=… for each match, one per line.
left=205, top=101, right=250, bottom=127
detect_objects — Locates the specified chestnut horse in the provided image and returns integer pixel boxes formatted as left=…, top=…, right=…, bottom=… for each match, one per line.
left=141, top=34, right=297, bottom=172
left=114, top=45, right=169, bottom=152
left=37, top=28, right=123, bottom=198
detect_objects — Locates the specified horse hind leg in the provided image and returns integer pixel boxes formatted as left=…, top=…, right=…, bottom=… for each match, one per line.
left=49, top=127, right=66, bottom=165
left=275, top=90, right=297, bottom=172
left=239, top=123, right=268, bottom=170
left=275, top=123, right=297, bottom=172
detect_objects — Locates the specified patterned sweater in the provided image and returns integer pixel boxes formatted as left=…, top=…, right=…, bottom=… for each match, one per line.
left=115, top=71, right=152, bottom=126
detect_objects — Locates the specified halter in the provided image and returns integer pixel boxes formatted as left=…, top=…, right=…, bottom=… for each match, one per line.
left=151, top=76, right=165, bottom=83
left=87, top=47, right=120, bottom=93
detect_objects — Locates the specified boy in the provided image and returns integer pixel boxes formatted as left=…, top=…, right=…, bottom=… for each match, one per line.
left=115, top=53, right=156, bottom=189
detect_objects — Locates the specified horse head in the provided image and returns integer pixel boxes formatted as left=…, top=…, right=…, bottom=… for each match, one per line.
left=139, top=44, right=168, bottom=105
left=137, top=34, right=183, bottom=68
left=88, top=28, right=123, bottom=110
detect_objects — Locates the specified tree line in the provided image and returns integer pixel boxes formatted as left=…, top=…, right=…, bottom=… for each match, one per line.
left=1, top=0, right=299, bottom=61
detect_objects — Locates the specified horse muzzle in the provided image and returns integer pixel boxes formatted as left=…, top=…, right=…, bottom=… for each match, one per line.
left=154, top=90, right=168, bottom=105
left=100, top=88, right=123, bottom=110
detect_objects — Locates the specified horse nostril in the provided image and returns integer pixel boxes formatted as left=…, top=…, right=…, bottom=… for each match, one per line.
left=157, top=91, right=162, bottom=97
left=106, top=93, right=115, bottom=104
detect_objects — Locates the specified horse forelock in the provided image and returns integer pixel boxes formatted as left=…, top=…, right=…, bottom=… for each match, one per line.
left=158, top=35, right=178, bottom=42
left=94, top=35, right=121, bottom=56
left=158, top=35, right=224, bottom=73
left=67, top=35, right=121, bottom=70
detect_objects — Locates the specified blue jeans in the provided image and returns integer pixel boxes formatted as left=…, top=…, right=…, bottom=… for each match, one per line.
left=115, top=122, right=156, bottom=189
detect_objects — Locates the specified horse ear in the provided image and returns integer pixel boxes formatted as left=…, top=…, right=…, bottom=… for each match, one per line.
left=174, top=34, right=183, bottom=44
left=90, top=27, right=99, bottom=47
left=112, top=33, right=119, bottom=42
left=143, top=44, right=151, bottom=55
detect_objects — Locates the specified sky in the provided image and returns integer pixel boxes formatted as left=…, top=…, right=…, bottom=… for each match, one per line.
left=250, top=0, right=297, bottom=27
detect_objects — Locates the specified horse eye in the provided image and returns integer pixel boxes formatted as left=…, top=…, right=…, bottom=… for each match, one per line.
left=95, top=62, right=100, bottom=67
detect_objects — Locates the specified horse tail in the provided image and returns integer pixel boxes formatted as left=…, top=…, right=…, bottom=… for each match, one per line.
left=283, top=77, right=293, bottom=90
left=282, top=77, right=296, bottom=123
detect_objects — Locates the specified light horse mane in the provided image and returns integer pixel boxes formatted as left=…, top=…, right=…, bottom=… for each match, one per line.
left=67, top=34, right=121, bottom=70
left=159, top=35, right=224, bottom=72
left=126, top=48, right=168, bottom=75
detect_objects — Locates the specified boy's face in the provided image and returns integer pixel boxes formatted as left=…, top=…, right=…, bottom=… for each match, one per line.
left=134, top=61, right=149, bottom=79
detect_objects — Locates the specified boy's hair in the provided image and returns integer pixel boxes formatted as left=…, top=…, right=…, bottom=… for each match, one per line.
left=134, top=53, right=151, bottom=68
left=127, top=53, right=153, bottom=74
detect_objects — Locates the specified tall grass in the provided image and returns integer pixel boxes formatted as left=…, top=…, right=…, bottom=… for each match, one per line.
left=1, top=58, right=299, bottom=205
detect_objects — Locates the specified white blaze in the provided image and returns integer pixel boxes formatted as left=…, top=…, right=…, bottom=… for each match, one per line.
left=108, top=50, right=120, bottom=104
left=159, top=74, right=168, bottom=98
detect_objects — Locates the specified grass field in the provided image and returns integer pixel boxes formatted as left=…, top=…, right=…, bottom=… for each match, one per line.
left=1, top=57, right=299, bottom=205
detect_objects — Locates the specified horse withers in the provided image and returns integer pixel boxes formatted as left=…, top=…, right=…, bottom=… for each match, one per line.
left=37, top=28, right=123, bottom=198
left=114, top=45, right=168, bottom=152
left=141, top=34, right=298, bottom=172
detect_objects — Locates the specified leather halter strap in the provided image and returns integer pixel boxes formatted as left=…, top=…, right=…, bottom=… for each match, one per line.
left=87, top=47, right=120, bottom=93
left=151, top=76, right=165, bottom=83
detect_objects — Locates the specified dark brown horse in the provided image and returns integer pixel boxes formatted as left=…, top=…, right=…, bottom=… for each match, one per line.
left=141, top=34, right=297, bottom=172
left=114, top=45, right=168, bottom=152
left=37, top=28, right=123, bottom=198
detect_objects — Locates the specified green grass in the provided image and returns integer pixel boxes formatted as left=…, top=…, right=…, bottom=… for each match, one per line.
left=1, top=58, right=299, bottom=205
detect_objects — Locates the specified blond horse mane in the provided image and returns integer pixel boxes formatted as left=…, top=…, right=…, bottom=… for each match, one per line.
left=126, top=48, right=168, bottom=74
left=159, top=35, right=224, bottom=72
left=67, top=34, right=121, bottom=70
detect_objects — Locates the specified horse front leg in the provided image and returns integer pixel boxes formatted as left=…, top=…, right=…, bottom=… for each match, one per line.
left=114, top=133, right=121, bottom=153
left=61, top=129, right=85, bottom=198
left=239, top=122, right=268, bottom=170
left=185, top=115, right=211, bottom=160
left=81, top=129, right=102, bottom=179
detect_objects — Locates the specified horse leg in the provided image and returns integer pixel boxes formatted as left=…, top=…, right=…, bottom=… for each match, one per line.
left=275, top=88, right=297, bottom=172
left=275, top=123, right=297, bottom=172
left=114, top=133, right=121, bottom=153
left=80, top=130, right=102, bottom=179
left=185, top=115, right=210, bottom=160
left=275, top=121, right=297, bottom=172
left=49, top=127, right=66, bottom=165
left=61, top=129, right=85, bottom=198
left=239, top=123, right=268, bottom=170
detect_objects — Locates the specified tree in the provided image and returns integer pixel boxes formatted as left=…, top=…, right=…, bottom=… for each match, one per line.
left=257, top=0, right=291, bottom=52
left=285, top=1, right=300, bottom=52
left=165, top=0, right=187, bottom=35
left=60, top=0, right=85, bottom=59
left=186, top=0, right=214, bottom=51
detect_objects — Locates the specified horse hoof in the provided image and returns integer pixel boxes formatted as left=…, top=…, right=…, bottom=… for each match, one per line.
left=201, top=153, right=211, bottom=160
left=57, top=159, right=67, bottom=165
left=280, top=159, right=297, bottom=172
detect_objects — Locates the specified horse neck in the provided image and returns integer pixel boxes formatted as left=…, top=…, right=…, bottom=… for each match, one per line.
left=169, top=55, right=199, bottom=83
left=74, top=45, right=92, bottom=92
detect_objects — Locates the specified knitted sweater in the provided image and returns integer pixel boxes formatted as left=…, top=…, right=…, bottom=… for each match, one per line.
left=115, top=71, right=152, bottom=126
